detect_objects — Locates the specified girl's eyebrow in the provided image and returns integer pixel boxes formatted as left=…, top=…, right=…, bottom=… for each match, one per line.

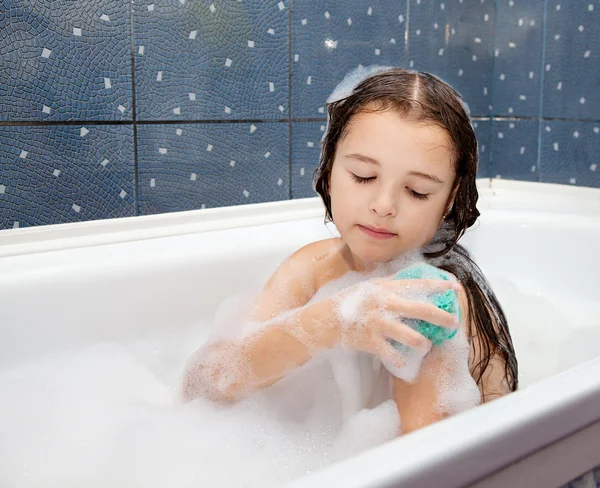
left=344, top=152, right=445, bottom=184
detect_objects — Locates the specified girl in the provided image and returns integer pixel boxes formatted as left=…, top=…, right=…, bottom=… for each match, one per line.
left=181, top=67, right=518, bottom=435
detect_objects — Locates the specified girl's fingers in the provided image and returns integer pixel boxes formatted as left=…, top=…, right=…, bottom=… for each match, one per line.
left=385, top=278, right=460, bottom=294
left=384, top=297, right=459, bottom=329
left=375, top=316, right=432, bottom=351
left=375, top=339, right=405, bottom=370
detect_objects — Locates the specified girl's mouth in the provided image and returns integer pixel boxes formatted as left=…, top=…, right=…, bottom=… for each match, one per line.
left=358, top=225, right=397, bottom=240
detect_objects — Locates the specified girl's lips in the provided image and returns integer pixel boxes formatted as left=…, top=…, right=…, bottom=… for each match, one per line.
left=358, top=225, right=397, bottom=240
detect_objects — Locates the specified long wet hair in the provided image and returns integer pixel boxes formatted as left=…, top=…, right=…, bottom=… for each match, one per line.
left=314, top=68, right=518, bottom=399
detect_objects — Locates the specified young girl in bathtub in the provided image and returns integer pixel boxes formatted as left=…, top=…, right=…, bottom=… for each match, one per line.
left=180, top=67, right=518, bottom=435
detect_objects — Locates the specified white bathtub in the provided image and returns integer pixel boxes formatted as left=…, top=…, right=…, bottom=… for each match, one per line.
left=1, top=179, right=600, bottom=488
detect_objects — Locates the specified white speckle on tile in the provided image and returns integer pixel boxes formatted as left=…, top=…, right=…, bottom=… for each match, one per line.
left=73, top=27, right=82, bottom=36
left=159, top=147, right=167, bottom=155
left=201, top=203, right=206, bottom=209
left=519, top=95, right=526, bottom=100
left=100, top=13, right=110, bottom=21
left=498, top=132, right=504, bottom=139
left=225, top=106, right=231, bottom=114
left=473, top=122, right=479, bottom=128
left=518, top=18, right=523, bottom=26
left=399, top=14, right=404, bottom=23
left=156, top=71, right=163, bottom=81
left=318, top=106, right=324, bottom=113
left=531, top=165, right=536, bottom=172
left=264, top=152, right=271, bottom=158
left=278, top=105, right=285, bottom=112
left=41, top=48, right=51, bottom=58
left=390, top=38, right=396, bottom=44
left=554, top=34, right=560, bottom=41
left=545, top=125, right=551, bottom=132
left=278, top=1, right=285, bottom=10
left=19, top=150, right=28, bottom=159
left=104, top=77, right=112, bottom=89
left=53, top=169, right=60, bottom=177
left=248, top=40, right=255, bottom=48
left=367, top=6, right=373, bottom=15
left=433, top=22, right=439, bottom=30
left=499, top=73, right=506, bottom=81
left=0, top=185, right=5, bottom=194
left=509, top=42, right=516, bottom=48
left=173, top=107, right=181, bottom=114
left=509, top=123, right=515, bottom=129
left=189, top=30, right=197, bottom=40
left=138, top=46, right=145, bottom=55
left=188, top=93, right=196, bottom=101
left=80, top=127, right=89, bottom=137
left=12, top=221, right=19, bottom=228
left=556, top=4, right=561, bottom=10
left=440, top=2, right=445, bottom=10
left=243, top=190, right=250, bottom=198
left=209, top=3, right=216, bottom=13
left=484, top=14, right=489, bottom=22
left=495, top=48, right=500, bottom=57
left=590, top=164, right=597, bottom=171
left=569, top=177, right=576, bottom=184
left=267, top=28, right=275, bottom=35
left=584, top=50, right=591, bottom=58
left=230, top=160, right=236, bottom=167
left=150, top=178, right=156, bottom=187
left=301, top=19, right=307, bottom=25
left=580, top=97, right=586, bottom=104
left=306, top=76, right=312, bottom=85
left=176, top=129, right=183, bottom=136
left=588, top=4, right=594, bottom=11
left=148, top=4, right=154, bottom=11
left=307, top=141, right=314, bottom=147
left=530, top=20, right=535, bottom=26
left=409, top=60, right=414, bottom=68
left=72, top=203, right=81, bottom=213
left=416, top=29, right=421, bottom=36
left=483, top=86, right=488, bottom=95
left=207, top=144, right=213, bottom=152
left=438, top=48, right=444, bottom=56
left=509, top=0, right=514, bottom=5
left=458, top=69, right=464, bottom=76
left=324, top=11, right=330, bottom=19
left=521, top=147, right=526, bottom=155
left=119, top=189, right=127, bottom=198
left=375, top=48, right=381, bottom=55
left=179, top=0, right=185, bottom=5
left=325, top=39, right=338, bottom=49
left=190, top=173, right=197, bottom=181
left=472, top=54, right=478, bottom=61
left=277, top=178, right=283, bottom=186
left=578, top=25, right=585, bottom=32
left=573, top=131, right=580, bottom=138
left=553, top=142, right=559, bottom=151
left=101, top=158, right=109, bottom=167
left=118, top=105, right=125, bottom=113
left=294, top=54, right=299, bottom=62
left=546, top=63, right=551, bottom=71
left=474, top=37, right=482, bottom=43
left=250, top=124, right=257, bottom=133
left=224, top=58, right=232, bottom=67
left=557, top=81, right=562, bottom=90
left=594, top=127, right=599, bottom=134
left=508, top=107, right=514, bottom=113
left=300, top=168, right=305, bottom=176
left=42, top=105, right=51, bottom=114
left=320, top=125, right=325, bottom=131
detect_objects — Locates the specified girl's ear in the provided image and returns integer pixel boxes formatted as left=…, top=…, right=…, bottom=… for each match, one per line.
left=443, top=184, right=460, bottom=219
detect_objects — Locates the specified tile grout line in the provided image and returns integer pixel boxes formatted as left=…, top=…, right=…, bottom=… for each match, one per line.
left=130, top=0, right=140, bottom=216
left=536, top=0, right=550, bottom=184
left=288, top=0, right=293, bottom=201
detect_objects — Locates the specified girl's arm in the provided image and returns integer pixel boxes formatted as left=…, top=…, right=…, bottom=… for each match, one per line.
left=181, top=243, right=339, bottom=402
left=391, top=287, right=510, bottom=435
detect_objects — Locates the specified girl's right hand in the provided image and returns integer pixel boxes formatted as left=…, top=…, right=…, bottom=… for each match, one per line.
left=325, top=277, right=461, bottom=368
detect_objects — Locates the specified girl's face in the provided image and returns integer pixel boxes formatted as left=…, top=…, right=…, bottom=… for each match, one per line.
left=328, top=107, right=457, bottom=268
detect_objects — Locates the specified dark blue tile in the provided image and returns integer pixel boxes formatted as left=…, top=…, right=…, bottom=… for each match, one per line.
left=0, top=125, right=135, bottom=229
left=0, top=0, right=132, bottom=121
left=540, top=121, right=600, bottom=188
left=134, top=0, right=288, bottom=121
left=291, top=1, right=408, bottom=118
left=291, top=121, right=325, bottom=199
left=490, top=119, right=539, bottom=181
left=542, top=1, right=600, bottom=119
left=492, top=0, right=544, bottom=116
left=408, top=0, right=495, bottom=117
left=472, top=118, right=491, bottom=178
left=137, top=122, right=289, bottom=214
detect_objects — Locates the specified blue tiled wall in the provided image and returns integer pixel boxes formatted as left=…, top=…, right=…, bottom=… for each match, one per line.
left=1, top=0, right=599, bottom=230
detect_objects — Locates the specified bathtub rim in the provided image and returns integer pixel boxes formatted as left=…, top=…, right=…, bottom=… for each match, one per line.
left=1, top=179, right=600, bottom=258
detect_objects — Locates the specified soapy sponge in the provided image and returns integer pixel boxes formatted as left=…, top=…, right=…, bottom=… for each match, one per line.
left=389, top=263, right=461, bottom=349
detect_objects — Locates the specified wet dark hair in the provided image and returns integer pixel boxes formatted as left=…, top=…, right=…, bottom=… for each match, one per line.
left=314, top=68, right=518, bottom=399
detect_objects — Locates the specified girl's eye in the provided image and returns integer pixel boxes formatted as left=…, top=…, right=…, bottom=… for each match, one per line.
left=408, top=189, right=429, bottom=200
left=351, top=173, right=375, bottom=184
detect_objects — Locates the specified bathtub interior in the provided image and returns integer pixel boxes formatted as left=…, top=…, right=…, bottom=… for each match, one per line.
left=1, top=181, right=600, bottom=487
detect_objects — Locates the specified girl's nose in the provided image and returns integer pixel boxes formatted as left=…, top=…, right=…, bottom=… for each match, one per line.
left=369, top=189, right=397, bottom=217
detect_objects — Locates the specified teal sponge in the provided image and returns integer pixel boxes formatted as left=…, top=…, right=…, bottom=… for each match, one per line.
left=389, top=263, right=461, bottom=349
